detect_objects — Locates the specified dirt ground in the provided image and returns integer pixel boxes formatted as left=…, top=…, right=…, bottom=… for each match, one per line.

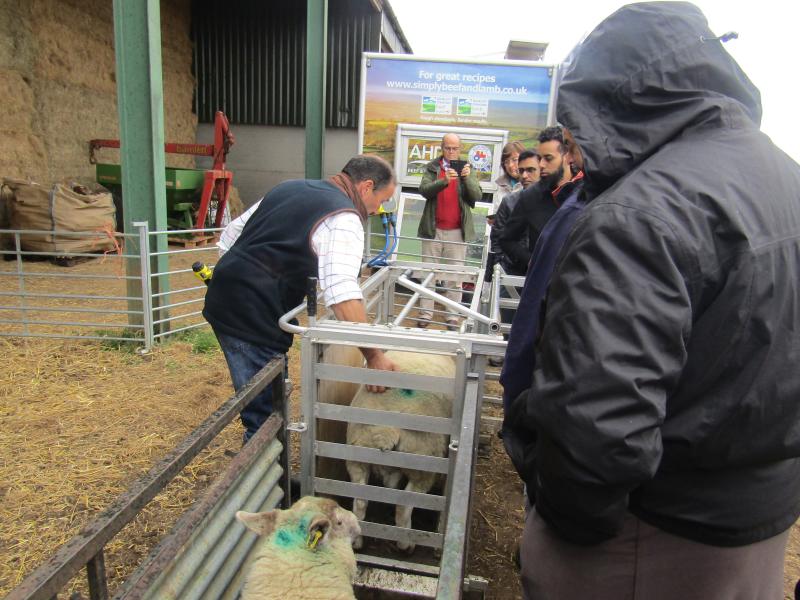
left=1, top=258, right=799, bottom=599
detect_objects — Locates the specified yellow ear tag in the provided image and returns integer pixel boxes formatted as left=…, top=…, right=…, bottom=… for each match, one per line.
left=307, top=529, right=323, bottom=549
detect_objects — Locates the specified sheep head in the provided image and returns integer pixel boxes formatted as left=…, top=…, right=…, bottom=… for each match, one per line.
left=236, top=496, right=361, bottom=552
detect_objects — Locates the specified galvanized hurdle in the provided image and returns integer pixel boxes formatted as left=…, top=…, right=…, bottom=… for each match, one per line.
left=279, top=260, right=505, bottom=598
left=6, top=357, right=292, bottom=600
left=488, top=264, right=526, bottom=337
left=477, top=263, right=526, bottom=414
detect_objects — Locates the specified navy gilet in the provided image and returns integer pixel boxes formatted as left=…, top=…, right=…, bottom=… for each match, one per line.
left=202, top=179, right=359, bottom=352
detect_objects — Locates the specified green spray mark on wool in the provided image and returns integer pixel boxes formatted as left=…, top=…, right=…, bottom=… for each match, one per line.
left=272, top=515, right=312, bottom=548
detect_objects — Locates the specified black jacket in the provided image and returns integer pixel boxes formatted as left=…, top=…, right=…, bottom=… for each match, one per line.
left=488, top=187, right=527, bottom=278
left=203, top=180, right=358, bottom=353
left=516, top=1, right=800, bottom=547
left=497, top=182, right=561, bottom=274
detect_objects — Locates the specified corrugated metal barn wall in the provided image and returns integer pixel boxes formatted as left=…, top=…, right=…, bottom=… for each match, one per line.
left=191, top=0, right=379, bottom=129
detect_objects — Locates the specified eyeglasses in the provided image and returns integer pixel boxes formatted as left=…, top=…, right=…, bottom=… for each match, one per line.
left=519, top=167, right=538, bottom=174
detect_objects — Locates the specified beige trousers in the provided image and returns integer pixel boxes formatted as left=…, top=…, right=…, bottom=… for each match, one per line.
left=419, top=227, right=466, bottom=322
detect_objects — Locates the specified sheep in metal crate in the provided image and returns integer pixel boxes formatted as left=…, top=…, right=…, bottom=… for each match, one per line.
left=323, top=346, right=455, bottom=553
left=236, top=496, right=361, bottom=600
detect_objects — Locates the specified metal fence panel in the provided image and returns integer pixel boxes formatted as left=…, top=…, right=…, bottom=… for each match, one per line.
left=0, top=226, right=220, bottom=351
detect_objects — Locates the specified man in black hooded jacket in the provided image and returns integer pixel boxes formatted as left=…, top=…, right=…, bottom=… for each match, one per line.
left=508, top=3, right=800, bottom=599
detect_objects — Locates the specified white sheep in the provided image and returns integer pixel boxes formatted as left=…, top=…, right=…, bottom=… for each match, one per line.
left=236, top=495, right=361, bottom=600
left=324, top=347, right=455, bottom=553
left=317, top=345, right=363, bottom=482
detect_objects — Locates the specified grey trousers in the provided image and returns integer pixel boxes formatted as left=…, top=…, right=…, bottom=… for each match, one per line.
left=521, top=509, right=789, bottom=600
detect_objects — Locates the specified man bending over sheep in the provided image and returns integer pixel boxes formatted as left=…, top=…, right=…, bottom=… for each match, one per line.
left=203, top=155, right=398, bottom=443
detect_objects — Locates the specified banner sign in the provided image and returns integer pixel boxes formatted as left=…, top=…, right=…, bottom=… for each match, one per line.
left=360, top=54, right=555, bottom=167
left=403, top=137, right=493, bottom=180
left=394, top=123, right=507, bottom=189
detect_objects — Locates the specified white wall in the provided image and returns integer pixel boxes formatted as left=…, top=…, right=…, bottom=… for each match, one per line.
left=196, top=124, right=358, bottom=208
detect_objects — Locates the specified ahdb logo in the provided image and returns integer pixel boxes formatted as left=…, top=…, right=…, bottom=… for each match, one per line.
left=468, top=144, right=492, bottom=172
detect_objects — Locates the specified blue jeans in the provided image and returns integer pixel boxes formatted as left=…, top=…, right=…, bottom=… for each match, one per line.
left=214, top=331, right=284, bottom=441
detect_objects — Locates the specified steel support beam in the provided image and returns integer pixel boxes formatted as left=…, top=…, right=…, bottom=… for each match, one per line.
left=112, top=0, right=170, bottom=331
left=305, top=0, right=327, bottom=179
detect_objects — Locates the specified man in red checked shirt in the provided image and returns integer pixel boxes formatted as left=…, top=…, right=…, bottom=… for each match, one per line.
left=416, top=133, right=482, bottom=330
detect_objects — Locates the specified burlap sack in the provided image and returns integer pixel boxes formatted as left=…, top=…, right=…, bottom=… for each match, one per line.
left=4, top=178, right=117, bottom=254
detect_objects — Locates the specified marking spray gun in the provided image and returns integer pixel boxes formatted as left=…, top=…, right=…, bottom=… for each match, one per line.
left=192, top=262, right=213, bottom=286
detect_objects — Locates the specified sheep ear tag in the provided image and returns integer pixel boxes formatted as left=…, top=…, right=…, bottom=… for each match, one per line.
left=307, top=529, right=323, bottom=549
left=307, top=516, right=330, bottom=550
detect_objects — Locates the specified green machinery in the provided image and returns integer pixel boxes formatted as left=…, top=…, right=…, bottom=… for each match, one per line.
left=95, top=163, right=208, bottom=232
left=90, top=111, right=235, bottom=235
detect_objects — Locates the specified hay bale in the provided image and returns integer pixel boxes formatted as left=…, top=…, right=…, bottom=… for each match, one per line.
left=0, top=69, right=46, bottom=181
left=31, top=6, right=116, bottom=95
left=4, top=0, right=197, bottom=182
left=227, top=185, right=244, bottom=219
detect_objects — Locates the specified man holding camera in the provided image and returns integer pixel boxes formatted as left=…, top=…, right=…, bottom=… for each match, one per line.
left=417, top=133, right=482, bottom=329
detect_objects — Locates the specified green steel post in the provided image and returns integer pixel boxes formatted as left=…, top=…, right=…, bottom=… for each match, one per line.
left=305, top=0, right=327, bottom=179
left=113, top=0, right=171, bottom=334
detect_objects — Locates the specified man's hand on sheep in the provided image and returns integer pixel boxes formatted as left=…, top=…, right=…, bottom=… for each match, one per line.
left=331, top=299, right=398, bottom=392
left=363, top=350, right=398, bottom=393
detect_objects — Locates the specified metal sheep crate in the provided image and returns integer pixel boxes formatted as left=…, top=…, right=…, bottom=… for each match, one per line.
left=278, top=261, right=506, bottom=598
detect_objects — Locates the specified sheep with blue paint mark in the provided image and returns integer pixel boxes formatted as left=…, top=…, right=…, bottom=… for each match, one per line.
left=340, top=348, right=456, bottom=553
left=236, top=496, right=361, bottom=599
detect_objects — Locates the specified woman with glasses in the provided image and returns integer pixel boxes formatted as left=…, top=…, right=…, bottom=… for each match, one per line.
left=492, top=141, right=526, bottom=213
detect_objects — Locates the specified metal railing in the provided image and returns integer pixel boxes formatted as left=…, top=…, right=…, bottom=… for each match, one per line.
left=367, top=230, right=487, bottom=269
left=142, top=224, right=222, bottom=348
left=0, top=225, right=220, bottom=351
left=1, top=223, right=499, bottom=353
left=5, top=356, right=289, bottom=600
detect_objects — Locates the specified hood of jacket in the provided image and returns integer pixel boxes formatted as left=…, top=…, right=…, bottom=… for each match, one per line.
left=556, top=1, right=762, bottom=199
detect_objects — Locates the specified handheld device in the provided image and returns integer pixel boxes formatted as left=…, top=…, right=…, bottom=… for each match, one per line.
left=449, top=159, right=467, bottom=175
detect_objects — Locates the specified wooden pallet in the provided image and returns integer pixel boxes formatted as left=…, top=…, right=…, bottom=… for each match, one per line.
left=167, top=234, right=218, bottom=248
